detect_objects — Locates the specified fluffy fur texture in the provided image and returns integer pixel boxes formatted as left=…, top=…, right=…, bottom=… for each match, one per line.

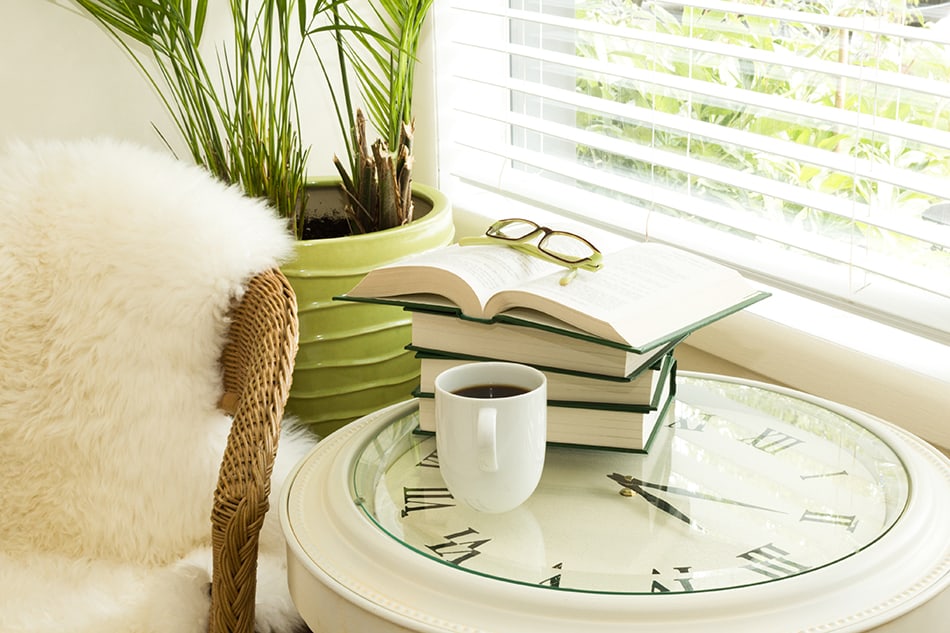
left=0, top=139, right=315, bottom=632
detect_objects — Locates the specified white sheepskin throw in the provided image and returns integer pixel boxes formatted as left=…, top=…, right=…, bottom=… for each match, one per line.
left=0, top=139, right=315, bottom=633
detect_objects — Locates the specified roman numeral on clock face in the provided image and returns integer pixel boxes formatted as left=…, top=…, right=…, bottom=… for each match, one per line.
left=417, top=449, right=439, bottom=469
left=651, top=566, right=695, bottom=593
left=426, top=528, right=491, bottom=566
left=540, top=562, right=562, bottom=588
left=742, top=428, right=804, bottom=454
left=738, top=543, right=810, bottom=579
left=401, top=487, right=454, bottom=517
left=800, top=510, right=859, bottom=532
left=800, top=470, right=848, bottom=480
left=669, top=413, right=709, bottom=432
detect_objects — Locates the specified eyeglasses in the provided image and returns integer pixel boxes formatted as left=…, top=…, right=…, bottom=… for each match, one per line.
left=458, top=218, right=603, bottom=285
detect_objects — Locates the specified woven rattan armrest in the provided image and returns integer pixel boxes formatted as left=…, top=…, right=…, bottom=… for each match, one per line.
left=210, top=268, right=299, bottom=633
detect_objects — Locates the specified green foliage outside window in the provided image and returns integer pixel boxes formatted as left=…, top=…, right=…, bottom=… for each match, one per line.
left=572, top=0, right=949, bottom=266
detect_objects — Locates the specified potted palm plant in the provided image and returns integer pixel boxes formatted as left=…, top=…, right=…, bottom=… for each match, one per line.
left=72, top=0, right=453, bottom=436
left=286, top=0, right=452, bottom=435
left=311, top=0, right=429, bottom=237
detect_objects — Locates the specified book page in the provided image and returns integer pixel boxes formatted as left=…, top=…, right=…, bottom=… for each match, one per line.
left=486, top=243, right=750, bottom=344
left=347, top=244, right=563, bottom=316
left=495, top=245, right=731, bottom=310
left=554, top=245, right=731, bottom=309
left=426, top=245, right=561, bottom=304
left=397, top=245, right=563, bottom=308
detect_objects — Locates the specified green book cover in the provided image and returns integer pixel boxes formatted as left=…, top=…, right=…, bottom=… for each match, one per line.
left=407, top=333, right=683, bottom=383
left=545, top=386, right=677, bottom=455
left=413, top=353, right=676, bottom=413
left=413, top=360, right=678, bottom=454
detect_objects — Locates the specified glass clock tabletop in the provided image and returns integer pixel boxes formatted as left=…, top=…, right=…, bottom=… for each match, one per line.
left=351, top=376, right=909, bottom=594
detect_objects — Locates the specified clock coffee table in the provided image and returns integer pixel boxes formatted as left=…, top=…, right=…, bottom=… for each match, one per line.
left=280, top=373, right=950, bottom=632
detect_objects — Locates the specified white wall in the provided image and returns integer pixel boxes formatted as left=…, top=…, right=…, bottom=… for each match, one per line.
left=1, top=1, right=178, bottom=152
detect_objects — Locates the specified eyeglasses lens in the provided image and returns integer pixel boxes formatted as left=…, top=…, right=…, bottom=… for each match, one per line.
left=541, top=232, right=597, bottom=263
left=488, top=219, right=539, bottom=240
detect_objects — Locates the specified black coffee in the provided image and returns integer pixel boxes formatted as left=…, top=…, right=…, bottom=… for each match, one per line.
left=452, top=384, right=529, bottom=399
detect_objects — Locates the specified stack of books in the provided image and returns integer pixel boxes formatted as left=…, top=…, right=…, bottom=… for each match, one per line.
left=413, top=347, right=677, bottom=452
left=338, top=241, right=768, bottom=452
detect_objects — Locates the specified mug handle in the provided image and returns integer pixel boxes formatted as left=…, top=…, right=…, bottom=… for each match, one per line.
left=477, top=408, right=498, bottom=472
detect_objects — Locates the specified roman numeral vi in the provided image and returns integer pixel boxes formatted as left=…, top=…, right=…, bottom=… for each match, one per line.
left=426, top=528, right=490, bottom=566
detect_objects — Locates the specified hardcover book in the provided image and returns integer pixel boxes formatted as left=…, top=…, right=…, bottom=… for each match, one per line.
left=338, top=242, right=768, bottom=354
left=416, top=350, right=668, bottom=404
left=409, top=312, right=685, bottom=379
left=416, top=355, right=677, bottom=452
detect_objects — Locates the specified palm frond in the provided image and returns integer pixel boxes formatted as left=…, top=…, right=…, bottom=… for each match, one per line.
left=73, top=0, right=320, bottom=238
left=315, top=0, right=432, bottom=233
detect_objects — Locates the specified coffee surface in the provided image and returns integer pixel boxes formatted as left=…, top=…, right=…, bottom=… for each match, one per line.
left=452, top=384, right=528, bottom=399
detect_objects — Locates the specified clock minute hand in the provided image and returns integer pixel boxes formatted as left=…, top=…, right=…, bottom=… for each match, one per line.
left=612, top=474, right=786, bottom=514
left=607, top=473, right=694, bottom=527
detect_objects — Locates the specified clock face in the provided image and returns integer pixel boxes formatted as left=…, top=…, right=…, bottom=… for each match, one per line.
left=352, top=377, right=910, bottom=595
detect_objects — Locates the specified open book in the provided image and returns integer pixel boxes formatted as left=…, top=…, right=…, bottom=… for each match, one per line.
left=339, top=242, right=769, bottom=354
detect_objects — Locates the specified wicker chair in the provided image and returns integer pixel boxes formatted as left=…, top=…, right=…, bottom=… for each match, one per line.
left=210, top=267, right=299, bottom=633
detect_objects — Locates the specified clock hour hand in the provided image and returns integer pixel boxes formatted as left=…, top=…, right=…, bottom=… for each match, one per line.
left=608, top=473, right=785, bottom=514
left=607, top=473, right=694, bottom=527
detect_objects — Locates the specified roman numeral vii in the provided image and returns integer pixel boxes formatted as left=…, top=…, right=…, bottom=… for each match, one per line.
left=401, top=487, right=454, bottom=517
left=742, top=428, right=804, bottom=454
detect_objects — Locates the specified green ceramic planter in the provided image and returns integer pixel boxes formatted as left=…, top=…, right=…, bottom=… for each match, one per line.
left=281, top=179, right=454, bottom=437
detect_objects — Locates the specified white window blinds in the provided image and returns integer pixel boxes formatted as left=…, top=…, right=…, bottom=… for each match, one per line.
left=434, top=0, right=950, bottom=344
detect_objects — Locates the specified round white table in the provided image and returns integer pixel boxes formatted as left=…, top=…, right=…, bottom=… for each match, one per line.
left=280, top=373, right=950, bottom=632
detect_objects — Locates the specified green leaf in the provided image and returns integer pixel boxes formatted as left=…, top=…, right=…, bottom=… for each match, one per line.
left=73, top=0, right=311, bottom=238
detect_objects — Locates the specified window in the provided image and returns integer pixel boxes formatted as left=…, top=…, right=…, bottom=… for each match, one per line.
left=434, top=0, right=950, bottom=345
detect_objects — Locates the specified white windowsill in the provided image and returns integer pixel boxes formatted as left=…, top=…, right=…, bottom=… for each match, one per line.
left=449, top=192, right=950, bottom=451
left=687, top=286, right=950, bottom=451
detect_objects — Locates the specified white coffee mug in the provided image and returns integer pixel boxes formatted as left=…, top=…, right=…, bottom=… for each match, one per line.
left=434, top=362, right=547, bottom=513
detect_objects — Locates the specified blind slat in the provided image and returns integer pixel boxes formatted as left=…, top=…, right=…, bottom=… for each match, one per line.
left=661, top=0, right=947, bottom=43
left=450, top=131, right=950, bottom=268
left=452, top=0, right=949, bottom=45
left=455, top=71, right=950, bottom=204
left=453, top=39, right=950, bottom=154
left=453, top=2, right=948, bottom=98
